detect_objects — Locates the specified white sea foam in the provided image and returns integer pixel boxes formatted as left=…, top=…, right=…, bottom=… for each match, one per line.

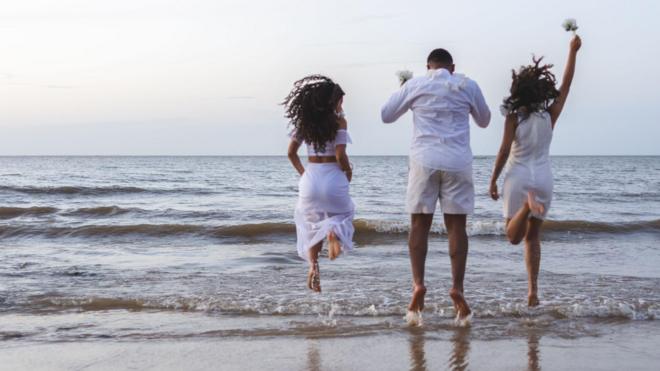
left=404, top=310, right=423, bottom=327
left=454, top=312, right=473, bottom=327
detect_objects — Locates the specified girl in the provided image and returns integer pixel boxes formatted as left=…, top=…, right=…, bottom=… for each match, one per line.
left=283, top=75, right=355, bottom=293
left=489, top=35, right=581, bottom=306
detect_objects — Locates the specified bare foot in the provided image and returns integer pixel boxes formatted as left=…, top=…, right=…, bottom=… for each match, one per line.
left=307, top=262, right=321, bottom=293
left=527, top=191, right=545, bottom=216
left=408, top=284, right=426, bottom=312
left=449, top=288, right=471, bottom=320
left=327, top=232, right=341, bottom=260
left=528, top=293, right=539, bottom=307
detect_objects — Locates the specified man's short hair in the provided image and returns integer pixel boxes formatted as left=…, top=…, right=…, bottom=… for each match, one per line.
left=427, top=48, right=453, bottom=66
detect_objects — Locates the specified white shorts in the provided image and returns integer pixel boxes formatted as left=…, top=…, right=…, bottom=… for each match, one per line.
left=405, top=159, right=474, bottom=215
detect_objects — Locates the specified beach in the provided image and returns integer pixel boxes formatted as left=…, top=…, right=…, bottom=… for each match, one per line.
left=2, top=319, right=659, bottom=370
left=0, top=156, right=659, bottom=370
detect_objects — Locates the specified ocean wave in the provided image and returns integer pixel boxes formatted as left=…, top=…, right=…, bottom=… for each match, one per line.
left=0, top=224, right=206, bottom=239
left=0, top=205, right=234, bottom=220
left=0, top=219, right=658, bottom=239
left=357, top=219, right=660, bottom=235
left=0, top=206, right=59, bottom=219
left=0, top=185, right=147, bottom=195
left=543, top=219, right=660, bottom=233
left=24, top=295, right=659, bottom=321
left=63, top=206, right=139, bottom=217
left=0, top=185, right=214, bottom=196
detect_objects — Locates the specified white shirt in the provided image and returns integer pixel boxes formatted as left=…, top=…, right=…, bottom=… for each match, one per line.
left=381, top=68, right=490, bottom=171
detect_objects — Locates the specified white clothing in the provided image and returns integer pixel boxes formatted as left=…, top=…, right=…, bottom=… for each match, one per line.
left=381, top=68, right=491, bottom=172
left=295, top=163, right=354, bottom=261
left=290, top=129, right=351, bottom=157
left=406, top=158, right=474, bottom=214
left=502, top=111, right=554, bottom=219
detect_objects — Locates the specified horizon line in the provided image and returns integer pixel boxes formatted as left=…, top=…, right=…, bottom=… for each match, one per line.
left=0, top=154, right=658, bottom=157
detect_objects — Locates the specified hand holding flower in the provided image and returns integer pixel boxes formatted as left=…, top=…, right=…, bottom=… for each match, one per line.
left=570, top=35, right=582, bottom=53
left=396, top=70, right=413, bottom=86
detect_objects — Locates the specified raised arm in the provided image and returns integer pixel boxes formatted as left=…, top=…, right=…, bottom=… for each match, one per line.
left=489, top=114, right=517, bottom=200
left=469, top=81, right=491, bottom=128
left=381, top=84, right=412, bottom=124
left=335, top=117, right=352, bottom=182
left=549, top=35, right=582, bottom=127
left=287, top=139, right=304, bottom=176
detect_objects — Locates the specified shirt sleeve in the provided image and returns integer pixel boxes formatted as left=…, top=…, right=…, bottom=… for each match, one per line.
left=381, top=83, right=414, bottom=124
left=468, top=81, right=491, bottom=128
left=334, top=129, right=352, bottom=146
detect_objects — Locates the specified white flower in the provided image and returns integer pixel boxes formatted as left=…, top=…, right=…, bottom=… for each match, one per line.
left=562, top=18, right=579, bottom=33
left=396, top=70, right=413, bottom=84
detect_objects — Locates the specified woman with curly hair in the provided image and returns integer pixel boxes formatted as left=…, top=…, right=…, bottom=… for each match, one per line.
left=283, top=75, right=354, bottom=293
left=489, top=35, right=582, bottom=306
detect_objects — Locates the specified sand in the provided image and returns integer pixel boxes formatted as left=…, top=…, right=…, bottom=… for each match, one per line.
left=1, top=322, right=658, bottom=371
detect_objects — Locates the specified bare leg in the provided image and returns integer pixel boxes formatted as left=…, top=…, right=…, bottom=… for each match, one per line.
left=444, top=214, right=471, bottom=320
left=524, top=218, right=543, bottom=306
left=506, top=202, right=531, bottom=245
left=408, top=213, right=433, bottom=312
left=307, top=242, right=322, bottom=293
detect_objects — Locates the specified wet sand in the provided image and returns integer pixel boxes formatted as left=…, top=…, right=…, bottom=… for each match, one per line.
left=1, top=321, right=658, bottom=371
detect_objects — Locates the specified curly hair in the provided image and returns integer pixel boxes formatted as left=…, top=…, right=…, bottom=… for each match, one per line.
left=282, top=75, right=344, bottom=154
left=503, top=56, right=560, bottom=117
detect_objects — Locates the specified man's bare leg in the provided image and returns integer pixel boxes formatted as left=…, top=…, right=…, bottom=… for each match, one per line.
left=408, top=213, right=433, bottom=312
left=524, top=218, right=543, bottom=306
left=444, top=214, right=471, bottom=320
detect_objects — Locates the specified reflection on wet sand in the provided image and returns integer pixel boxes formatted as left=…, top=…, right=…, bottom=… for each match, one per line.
left=303, top=324, right=542, bottom=371
left=408, top=326, right=472, bottom=371
left=527, top=332, right=541, bottom=371
left=447, top=327, right=471, bottom=371
left=408, top=328, right=427, bottom=371
left=307, top=340, right=321, bottom=371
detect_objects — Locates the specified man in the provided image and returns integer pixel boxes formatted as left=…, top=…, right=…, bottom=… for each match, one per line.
left=381, top=48, right=490, bottom=324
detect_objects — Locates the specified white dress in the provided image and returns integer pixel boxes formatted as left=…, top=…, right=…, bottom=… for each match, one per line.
left=502, top=111, right=554, bottom=219
left=291, top=129, right=355, bottom=261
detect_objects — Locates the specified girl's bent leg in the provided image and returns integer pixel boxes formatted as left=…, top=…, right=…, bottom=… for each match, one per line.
left=506, top=200, right=531, bottom=245
left=524, top=218, right=543, bottom=306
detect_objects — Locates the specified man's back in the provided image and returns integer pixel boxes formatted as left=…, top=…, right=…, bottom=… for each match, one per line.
left=381, top=68, right=490, bottom=171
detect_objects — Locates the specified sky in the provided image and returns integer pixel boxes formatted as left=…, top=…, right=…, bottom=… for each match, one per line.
left=1, top=0, right=659, bottom=155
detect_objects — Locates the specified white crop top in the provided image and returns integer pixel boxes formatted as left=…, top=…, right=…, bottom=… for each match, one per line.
left=290, top=129, right=352, bottom=156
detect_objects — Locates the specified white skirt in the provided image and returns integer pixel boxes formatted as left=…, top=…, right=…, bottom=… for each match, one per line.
left=294, top=163, right=355, bottom=262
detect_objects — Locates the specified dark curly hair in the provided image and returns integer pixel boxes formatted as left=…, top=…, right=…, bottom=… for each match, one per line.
left=503, top=56, right=560, bottom=117
left=282, top=75, right=344, bottom=154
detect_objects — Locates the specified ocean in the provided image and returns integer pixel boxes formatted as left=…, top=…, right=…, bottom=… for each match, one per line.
left=0, top=156, right=659, bottom=369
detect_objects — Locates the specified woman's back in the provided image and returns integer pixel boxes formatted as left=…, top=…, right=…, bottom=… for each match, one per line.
left=508, top=111, right=553, bottom=170
left=302, top=129, right=351, bottom=157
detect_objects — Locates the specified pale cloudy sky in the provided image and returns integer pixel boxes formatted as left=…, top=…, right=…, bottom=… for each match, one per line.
left=1, top=0, right=659, bottom=155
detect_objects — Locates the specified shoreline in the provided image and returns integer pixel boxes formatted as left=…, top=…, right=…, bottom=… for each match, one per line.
left=1, top=319, right=658, bottom=371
